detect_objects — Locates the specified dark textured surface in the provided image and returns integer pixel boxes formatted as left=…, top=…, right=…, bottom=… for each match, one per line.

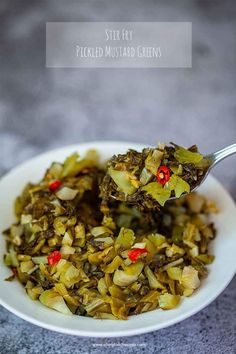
left=0, top=0, right=236, bottom=353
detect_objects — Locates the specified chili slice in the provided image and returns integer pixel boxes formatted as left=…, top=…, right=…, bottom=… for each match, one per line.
left=47, top=250, right=61, bottom=265
left=156, top=165, right=171, bottom=185
left=128, top=248, right=148, bottom=262
left=49, top=180, right=62, bottom=192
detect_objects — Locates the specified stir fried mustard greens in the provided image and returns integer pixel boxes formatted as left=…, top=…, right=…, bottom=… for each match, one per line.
left=3, top=149, right=217, bottom=320
left=100, top=143, right=209, bottom=209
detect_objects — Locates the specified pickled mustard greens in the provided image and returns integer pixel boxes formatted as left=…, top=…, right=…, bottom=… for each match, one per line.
left=100, top=143, right=209, bottom=209
left=2, top=148, right=217, bottom=320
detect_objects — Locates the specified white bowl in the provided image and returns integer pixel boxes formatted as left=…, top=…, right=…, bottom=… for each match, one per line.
left=0, top=141, right=236, bottom=337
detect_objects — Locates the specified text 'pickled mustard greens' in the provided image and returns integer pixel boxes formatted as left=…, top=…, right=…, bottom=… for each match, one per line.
left=2, top=148, right=217, bottom=320
left=100, top=143, right=209, bottom=209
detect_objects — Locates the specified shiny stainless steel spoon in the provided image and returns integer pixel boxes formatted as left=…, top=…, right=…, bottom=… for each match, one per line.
left=168, top=143, right=236, bottom=200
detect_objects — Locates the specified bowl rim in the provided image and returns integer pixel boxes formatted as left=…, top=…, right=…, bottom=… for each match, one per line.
left=0, top=140, right=236, bottom=337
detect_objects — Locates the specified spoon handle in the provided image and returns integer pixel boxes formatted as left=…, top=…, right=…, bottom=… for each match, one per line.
left=208, top=143, right=236, bottom=166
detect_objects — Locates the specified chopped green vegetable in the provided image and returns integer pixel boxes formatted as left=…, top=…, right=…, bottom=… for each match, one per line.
left=180, top=266, right=200, bottom=290
left=142, top=182, right=171, bottom=206
left=39, top=290, right=72, bottom=315
left=108, top=168, right=137, bottom=195
left=174, top=147, right=203, bottom=164
left=158, top=293, right=181, bottom=309
left=167, top=175, right=190, bottom=198
left=145, top=149, right=163, bottom=175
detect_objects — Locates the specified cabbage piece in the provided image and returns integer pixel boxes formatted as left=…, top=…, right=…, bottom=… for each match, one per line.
left=108, top=284, right=127, bottom=301
left=20, top=260, right=34, bottom=273
left=84, top=298, right=104, bottom=314
left=102, top=256, right=123, bottom=273
left=21, top=214, right=32, bottom=225
left=174, top=147, right=203, bottom=165
left=62, top=231, right=73, bottom=246
left=55, top=187, right=78, bottom=201
left=91, top=226, right=113, bottom=237
left=145, top=149, right=163, bottom=175
left=139, top=167, right=153, bottom=185
left=167, top=175, right=190, bottom=198
left=183, top=288, right=194, bottom=297
left=4, top=249, right=19, bottom=267
left=39, top=290, right=72, bottom=315
left=60, top=245, right=75, bottom=255
left=196, top=254, right=215, bottom=264
left=57, top=259, right=89, bottom=287
left=88, top=246, right=114, bottom=264
left=148, top=233, right=166, bottom=247
left=189, top=245, right=199, bottom=258
left=18, top=254, right=31, bottom=261
left=54, top=283, right=68, bottom=296
left=103, top=296, right=127, bottom=320
left=142, top=182, right=171, bottom=206
left=74, top=223, right=85, bottom=247
left=180, top=266, right=200, bottom=290
left=183, top=223, right=197, bottom=242
left=115, top=227, right=135, bottom=250
left=131, top=242, right=146, bottom=249
left=45, top=162, right=63, bottom=181
left=32, top=256, right=48, bottom=264
left=27, top=288, right=39, bottom=301
left=62, top=151, right=99, bottom=178
left=97, top=277, right=108, bottom=295
left=108, top=168, right=137, bottom=195
left=158, top=293, right=180, bottom=309
left=167, top=267, right=182, bottom=281
left=113, top=261, right=144, bottom=286
left=144, top=266, right=166, bottom=290
left=63, top=294, right=80, bottom=307
left=140, top=290, right=159, bottom=303
left=165, top=244, right=185, bottom=258
left=53, top=217, right=66, bottom=235
left=27, top=284, right=44, bottom=300
left=93, top=237, right=114, bottom=248
left=162, top=258, right=184, bottom=271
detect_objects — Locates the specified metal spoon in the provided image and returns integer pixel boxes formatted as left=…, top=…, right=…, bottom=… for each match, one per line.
left=168, top=143, right=236, bottom=200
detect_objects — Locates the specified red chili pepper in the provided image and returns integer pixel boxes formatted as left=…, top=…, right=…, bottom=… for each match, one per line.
left=47, top=250, right=61, bottom=265
left=49, top=180, right=62, bottom=192
left=156, top=165, right=171, bottom=185
left=128, top=248, right=148, bottom=262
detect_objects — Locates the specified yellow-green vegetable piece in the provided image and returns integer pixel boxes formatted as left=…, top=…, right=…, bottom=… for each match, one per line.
left=145, top=149, right=163, bottom=175
left=108, top=168, right=137, bottom=195
left=39, top=290, right=72, bottom=315
left=148, top=233, right=166, bottom=247
left=167, top=267, right=182, bottom=281
left=142, top=182, right=171, bottom=206
left=139, top=167, right=153, bottom=185
left=158, top=293, right=181, bottom=309
left=174, top=147, right=203, bottom=165
left=115, top=227, right=135, bottom=249
left=196, top=254, right=215, bottom=264
left=144, top=265, right=166, bottom=290
left=167, top=175, right=190, bottom=198
left=113, top=261, right=143, bottom=286
left=180, top=266, right=200, bottom=290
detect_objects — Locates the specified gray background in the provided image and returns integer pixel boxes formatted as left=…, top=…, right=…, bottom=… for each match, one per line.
left=0, top=0, right=235, bottom=353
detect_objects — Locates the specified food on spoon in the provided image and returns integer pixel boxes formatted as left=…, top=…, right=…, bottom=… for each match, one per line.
left=2, top=149, right=217, bottom=320
left=100, top=143, right=209, bottom=209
